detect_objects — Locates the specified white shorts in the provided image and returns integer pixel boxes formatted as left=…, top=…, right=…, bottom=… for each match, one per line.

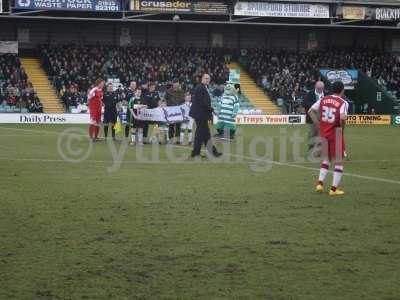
left=181, top=117, right=194, bottom=130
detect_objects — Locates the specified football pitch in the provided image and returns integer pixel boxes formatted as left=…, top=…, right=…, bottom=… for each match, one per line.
left=0, top=124, right=399, bottom=299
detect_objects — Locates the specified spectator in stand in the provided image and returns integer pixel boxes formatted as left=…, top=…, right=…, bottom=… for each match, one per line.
left=0, top=54, right=42, bottom=112
left=28, top=98, right=43, bottom=113
left=39, top=44, right=228, bottom=106
left=15, top=98, right=27, bottom=111
left=245, top=47, right=400, bottom=107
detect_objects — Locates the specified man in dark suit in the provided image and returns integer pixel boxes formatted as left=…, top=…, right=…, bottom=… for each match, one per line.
left=189, top=74, right=222, bottom=158
left=303, top=81, right=325, bottom=153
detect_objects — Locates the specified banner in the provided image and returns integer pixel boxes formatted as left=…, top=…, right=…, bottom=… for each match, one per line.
left=375, top=7, right=400, bottom=20
left=342, top=6, right=365, bottom=20
left=0, top=42, right=18, bottom=54
left=136, top=104, right=189, bottom=123
left=229, top=69, right=240, bottom=84
left=15, top=0, right=120, bottom=11
left=319, top=69, right=358, bottom=90
left=0, top=114, right=90, bottom=124
left=235, top=114, right=306, bottom=125
left=234, top=2, right=329, bottom=18
left=130, top=0, right=228, bottom=14
left=392, top=115, right=400, bottom=126
left=346, top=115, right=391, bottom=125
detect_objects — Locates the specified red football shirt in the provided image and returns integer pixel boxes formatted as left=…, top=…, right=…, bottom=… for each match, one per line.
left=310, top=95, right=348, bottom=138
left=88, top=87, right=103, bottom=110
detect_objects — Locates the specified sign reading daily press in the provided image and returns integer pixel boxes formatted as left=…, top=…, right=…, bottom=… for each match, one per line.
left=130, top=0, right=228, bottom=14
left=234, top=2, right=329, bottom=18
left=15, top=0, right=120, bottom=11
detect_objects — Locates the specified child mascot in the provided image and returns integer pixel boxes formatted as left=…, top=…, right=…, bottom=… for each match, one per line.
left=215, top=83, right=240, bottom=140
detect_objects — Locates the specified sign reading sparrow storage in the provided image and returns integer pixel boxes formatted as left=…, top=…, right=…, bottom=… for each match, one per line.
left=234, top=2, right=329, bottom=18
left=0, top=114, right=90, bottom=124
left=236, top=115, right=306, bottom=125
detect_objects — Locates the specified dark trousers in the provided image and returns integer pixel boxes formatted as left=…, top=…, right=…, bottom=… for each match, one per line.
left=104, top=125, right=115, bottom=138
left=143, top=122, right=149, bottom=138
left=168, top=123, right=181, bottom=140
left=192, top=119, right=217, bottom=157
left=125, top=125, right=130, bottom=138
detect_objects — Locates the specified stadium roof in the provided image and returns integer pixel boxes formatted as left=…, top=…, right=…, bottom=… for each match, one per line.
left=265, top=0, right=400, bottom=5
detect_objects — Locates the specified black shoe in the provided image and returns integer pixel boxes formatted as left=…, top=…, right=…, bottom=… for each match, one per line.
left=212, top=151, right=223, bottom=158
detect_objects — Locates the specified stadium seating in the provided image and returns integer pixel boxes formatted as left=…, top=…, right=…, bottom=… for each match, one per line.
left=35, top=45, right=400, bottom=114
left=244, top=47, right=400, bottom=112
left=0, top=54, right=44, bottom=113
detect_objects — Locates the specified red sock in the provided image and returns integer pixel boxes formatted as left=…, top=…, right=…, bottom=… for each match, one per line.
left=89, top=125, right=94, bottom=139
left=331, top=186, right=337, bottom=192
left=94, top=126, right=99, bottom=139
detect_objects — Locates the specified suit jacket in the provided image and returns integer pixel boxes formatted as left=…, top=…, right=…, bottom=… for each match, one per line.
left=189, top=83, right=213, bottom=121
left=303, top=90, right=323, bottom=124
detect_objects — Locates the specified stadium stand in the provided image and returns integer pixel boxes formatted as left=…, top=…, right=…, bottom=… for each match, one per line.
left=30, top=44, right=400, bottom=115
left=38, top=44, right=262, bottom=113
left=244, top=47, right=400, bottom=113
left=0, top=54, right=43, bottom=113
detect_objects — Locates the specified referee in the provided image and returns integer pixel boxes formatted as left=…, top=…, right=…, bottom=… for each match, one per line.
left=189, top=74, right=222, bottom=158
left=103, top=83, right=119, bottom=140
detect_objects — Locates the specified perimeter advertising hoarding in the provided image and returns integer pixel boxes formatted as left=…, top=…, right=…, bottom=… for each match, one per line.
left=234, top=2, right=330, bottom=18
left=130, top=0, right=228, bottom=14
left=15, top=0, right=120, bottom=11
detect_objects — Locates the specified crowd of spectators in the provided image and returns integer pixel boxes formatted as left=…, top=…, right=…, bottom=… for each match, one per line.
left=39, top=44, right=230, bottom=110
left=244, top=47, right=400, bottom=112
left=0, top=54, right=43, bottom=113
left=37, top=44, right=400, bottom=114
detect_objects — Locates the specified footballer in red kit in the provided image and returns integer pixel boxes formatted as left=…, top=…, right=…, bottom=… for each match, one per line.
left=88, top=79, right=105, bottom=141
left=308, top=81, right=348, bottom=196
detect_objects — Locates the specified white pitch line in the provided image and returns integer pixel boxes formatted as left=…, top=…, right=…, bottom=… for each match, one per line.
left=0, top=126, right=65, bottom=135
left=175, top=145, right=400, bottom=186
left=1, top=126, right=400, bottom=164
left=1, top=126, right=400, bottom=185
left=228, top=153, right=400, bottom=185
left=0, top=157, right=205, bottom=165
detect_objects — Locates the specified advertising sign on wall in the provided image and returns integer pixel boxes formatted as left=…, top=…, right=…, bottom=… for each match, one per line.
left=130, top=0, right=228, bottom=14
left=319, top=69, right=358, bottom=90
left=234, top=2, right=330, bottom=18
left=15, top=0, right=120, bottom=11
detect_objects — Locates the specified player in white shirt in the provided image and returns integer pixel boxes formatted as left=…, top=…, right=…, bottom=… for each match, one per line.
left=180, top=92, right=194, bottom=145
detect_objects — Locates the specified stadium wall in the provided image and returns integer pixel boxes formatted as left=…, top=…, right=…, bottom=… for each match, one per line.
left=1, top=19, right=399, bottom=51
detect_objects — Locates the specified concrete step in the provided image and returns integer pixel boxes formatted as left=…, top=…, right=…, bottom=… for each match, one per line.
left=20, top=57, right=64, bottom=114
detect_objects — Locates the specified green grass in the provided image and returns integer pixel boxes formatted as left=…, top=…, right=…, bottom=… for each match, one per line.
left=0, top=124, right=399, bottom=300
